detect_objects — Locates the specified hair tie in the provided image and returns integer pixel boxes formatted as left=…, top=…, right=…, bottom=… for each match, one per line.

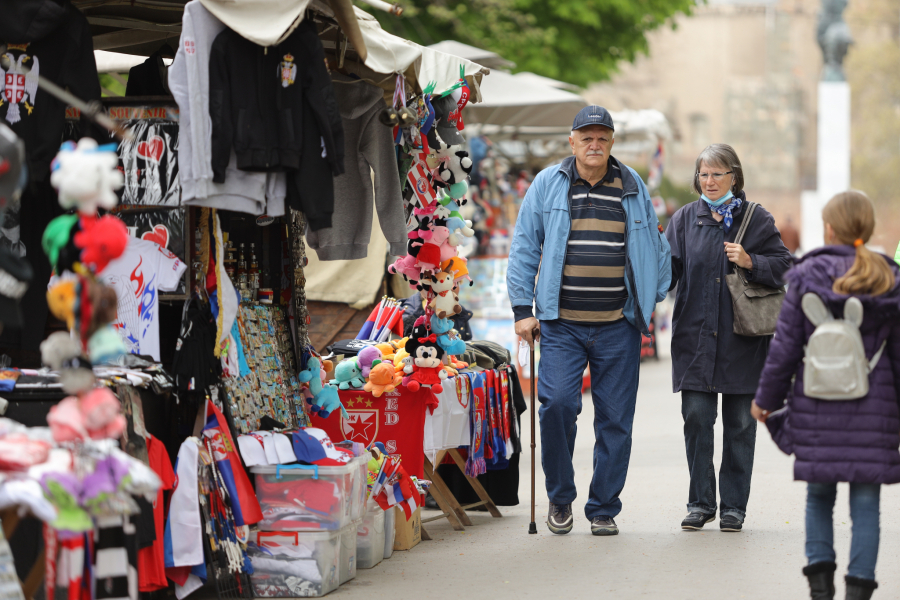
left=854, top=238, right=864, bottom=248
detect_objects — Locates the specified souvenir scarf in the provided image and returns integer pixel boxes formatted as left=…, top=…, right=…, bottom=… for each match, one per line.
left=464, top=372, right=487, bottom=476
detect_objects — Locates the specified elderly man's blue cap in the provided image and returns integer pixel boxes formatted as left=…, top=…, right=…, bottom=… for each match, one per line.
left=572, top=105, right=614, bottom=132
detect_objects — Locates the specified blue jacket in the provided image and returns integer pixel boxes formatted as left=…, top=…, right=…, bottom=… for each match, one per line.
left=507, top=156, right=671, bottom=335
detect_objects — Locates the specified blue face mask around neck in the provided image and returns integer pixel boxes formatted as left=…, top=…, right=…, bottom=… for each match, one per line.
left=702, top=189, right=734, bottom=207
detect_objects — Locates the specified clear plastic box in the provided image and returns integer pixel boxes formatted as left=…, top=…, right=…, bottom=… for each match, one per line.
left=252, top=457, right=367, bottom=532
left=249, top=529, right=340, bottom=597
left=356, top=507, right=385, bottom=569
left=339, top=519, right=361, bottom=585
left=383, top=507, right=396, bottom=559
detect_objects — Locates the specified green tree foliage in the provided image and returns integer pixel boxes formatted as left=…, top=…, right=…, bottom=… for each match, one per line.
left=372, top=0, right=695, bottom=88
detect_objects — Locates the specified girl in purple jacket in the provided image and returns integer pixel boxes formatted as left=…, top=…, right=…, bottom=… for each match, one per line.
left=752, top=191, right=900, bottom=600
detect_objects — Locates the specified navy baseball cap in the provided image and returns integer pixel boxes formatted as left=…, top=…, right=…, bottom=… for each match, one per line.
left=572, top=105, right=615, bottom=132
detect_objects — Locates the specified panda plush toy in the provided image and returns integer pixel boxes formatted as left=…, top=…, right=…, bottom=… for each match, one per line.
left=403, top=324, right=448, bottom=393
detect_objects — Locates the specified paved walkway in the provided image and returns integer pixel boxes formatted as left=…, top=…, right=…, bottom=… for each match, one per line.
left=333, top=358, right=900, bottom=599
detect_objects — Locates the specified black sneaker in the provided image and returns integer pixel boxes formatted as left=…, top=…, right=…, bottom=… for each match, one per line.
left=681, top=511, right=716, bottom=530
left=720, top=514, right=743, bottom=532
left=547, top=502, right=573, bottom=534
left=590, top=516, right=618, bottom=536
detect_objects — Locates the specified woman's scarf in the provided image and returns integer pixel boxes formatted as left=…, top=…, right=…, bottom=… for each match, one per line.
left=705, top=196, right=743, bottom=233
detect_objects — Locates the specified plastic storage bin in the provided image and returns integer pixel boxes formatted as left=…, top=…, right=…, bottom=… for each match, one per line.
left=339, top=519, right=360, bottom=585
left=383, top=507, right=396, bottom=559
left=248, top=529, right=340, bottom=597
left=252, top=457, right=367, bottom=531
left=356, top=507, right=385, bottom=569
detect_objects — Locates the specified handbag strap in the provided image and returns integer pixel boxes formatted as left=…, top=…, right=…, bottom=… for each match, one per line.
left=732, top=201, right=758, bottom=247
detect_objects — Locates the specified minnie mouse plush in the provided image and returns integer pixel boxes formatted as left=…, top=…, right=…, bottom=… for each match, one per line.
left=403, top=324, right=447, bottom=393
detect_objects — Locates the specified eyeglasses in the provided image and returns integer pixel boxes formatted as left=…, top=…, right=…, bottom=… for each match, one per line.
left=696, top=171, right=733, bottom=182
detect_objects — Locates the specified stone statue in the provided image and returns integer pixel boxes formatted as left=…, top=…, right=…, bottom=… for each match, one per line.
left=816, top=0, right=854, bottom=81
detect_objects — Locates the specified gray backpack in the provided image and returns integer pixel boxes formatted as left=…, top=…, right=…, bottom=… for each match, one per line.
left=801, top=293, right=886, bottom=400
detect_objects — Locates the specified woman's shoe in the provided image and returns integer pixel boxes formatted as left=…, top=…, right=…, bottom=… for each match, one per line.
left=802, top=562, right=836, bottom=600
left=845, top=576, right=877, bottom=600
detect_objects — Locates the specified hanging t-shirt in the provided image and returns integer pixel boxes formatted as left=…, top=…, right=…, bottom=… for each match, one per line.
left=310, top=387, right=438, bottom=480
left=99, top=236, right=186, bottom=361
left=137, top=435, right=176, bottom=592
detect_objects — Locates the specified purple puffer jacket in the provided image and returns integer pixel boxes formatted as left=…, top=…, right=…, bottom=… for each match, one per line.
left=755, top=245, right=900, bottom=484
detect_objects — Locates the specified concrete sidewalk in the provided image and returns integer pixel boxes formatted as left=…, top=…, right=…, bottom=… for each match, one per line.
left=334, top=358, right=900, bottom=599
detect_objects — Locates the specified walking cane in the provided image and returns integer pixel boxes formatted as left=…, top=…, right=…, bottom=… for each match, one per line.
left=528, top=328, right=538, bottom=535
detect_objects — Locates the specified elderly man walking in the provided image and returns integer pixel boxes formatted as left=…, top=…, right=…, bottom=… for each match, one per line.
left=507, top=106, right=671, bottom=536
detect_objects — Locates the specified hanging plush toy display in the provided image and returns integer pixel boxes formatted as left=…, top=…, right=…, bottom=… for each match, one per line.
left=43, top=138, right=128, bottom=366
left=37, top=138, right=130, bottom=444
left=384, top=65, right=476, bottom=368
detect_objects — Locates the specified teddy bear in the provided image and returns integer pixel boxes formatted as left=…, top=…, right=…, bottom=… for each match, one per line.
left=430, top=314, right=466, bottom=356
left=363, top=360, right=402, bottom=397
left=427, top=272, right=462, bottom=319
left=357, top=346, right=383, bottom=379
left=328, top=357, right=365, bottom=390
left=388, top=254, right=423, bottom=290
left=403, top=325, right=447, bottom=393
left=299, top=356, right=348, bottom=418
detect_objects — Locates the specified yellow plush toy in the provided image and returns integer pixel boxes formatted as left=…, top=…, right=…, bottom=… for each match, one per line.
left=363, top=360, right=403, bottom=397
left=47, top=280, right=77, bottom=330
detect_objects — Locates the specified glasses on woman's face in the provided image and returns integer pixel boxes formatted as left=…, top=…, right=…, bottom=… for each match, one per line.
left=696, top=171, right=733, bottom=182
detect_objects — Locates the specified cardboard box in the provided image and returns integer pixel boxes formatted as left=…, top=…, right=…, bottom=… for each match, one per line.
left=392, top=507, right=421, bottom=551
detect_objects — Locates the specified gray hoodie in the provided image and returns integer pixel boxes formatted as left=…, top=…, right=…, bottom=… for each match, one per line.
left=305, top=75, right=406, bottom=260
left=169, top=0, right=285, bottom=216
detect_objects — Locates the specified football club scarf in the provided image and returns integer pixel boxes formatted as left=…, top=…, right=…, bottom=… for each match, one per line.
left=202, top=400, right=262, bottom=526
left=500, top=370, right=513, bottom=459
left=488, top=370, right=506, bottom=461
left=464, top=372, right=487, bottom=476
left=406, top=160, right=436, bottom=208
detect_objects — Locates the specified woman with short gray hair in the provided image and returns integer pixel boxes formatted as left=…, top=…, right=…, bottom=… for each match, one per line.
left=664, top=143, right=792, bottom=533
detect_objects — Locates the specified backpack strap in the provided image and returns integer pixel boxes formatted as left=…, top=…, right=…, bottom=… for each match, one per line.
left=869, top=339, right=888, bottom=373
left=732, top=201, right=757, bottom=247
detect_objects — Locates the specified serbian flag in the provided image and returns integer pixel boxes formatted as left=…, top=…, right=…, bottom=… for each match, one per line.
left=202, top=400, right=262, bottom=526
left=357, top=301, right=404, bottom=341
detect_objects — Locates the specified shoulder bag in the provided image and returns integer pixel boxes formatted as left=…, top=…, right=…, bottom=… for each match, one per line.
left=725, top=202, right=786, bottom=336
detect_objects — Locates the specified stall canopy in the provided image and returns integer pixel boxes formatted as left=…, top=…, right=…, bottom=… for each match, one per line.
left=78, top=0, right=487, bottom=102
left=424, top=41, right=586, bottom=134
left=426, top=40, right=515, bottom=71
left=461, top=69, right=587, bottom=132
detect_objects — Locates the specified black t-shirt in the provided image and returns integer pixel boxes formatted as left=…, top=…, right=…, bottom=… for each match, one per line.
left=0, top=4, right=101, bottom=182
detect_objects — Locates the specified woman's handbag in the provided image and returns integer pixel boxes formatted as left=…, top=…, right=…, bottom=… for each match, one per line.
left=725, top=202, right=786, bottom=336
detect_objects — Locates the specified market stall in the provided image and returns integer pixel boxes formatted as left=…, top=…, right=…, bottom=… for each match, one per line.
left=0, top=2, right=526, bottom=599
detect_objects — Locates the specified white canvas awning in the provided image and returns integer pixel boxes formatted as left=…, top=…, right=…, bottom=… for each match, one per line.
left=461, top=69, right=587, bottom=130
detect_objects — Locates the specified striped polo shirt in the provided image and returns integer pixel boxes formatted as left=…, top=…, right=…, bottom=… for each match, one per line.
left=559, top=155, right=627, bottom=324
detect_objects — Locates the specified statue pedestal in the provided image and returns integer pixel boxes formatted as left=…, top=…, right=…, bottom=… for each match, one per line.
left=803, top=81, right=851, bottom=251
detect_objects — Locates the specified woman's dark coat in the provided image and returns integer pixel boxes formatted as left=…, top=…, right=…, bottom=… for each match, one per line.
left=755, top=246, right=900, bottom=484
left=665, top=193, right=793, bottom=394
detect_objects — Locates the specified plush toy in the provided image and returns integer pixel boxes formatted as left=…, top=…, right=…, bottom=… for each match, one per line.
left=73, top=216, right=129, bottom=274
left=329, top=357, right=365, bottom=390
left=41, top=331, right=97, bottom=394
left=87, top=325, right=127, bottom=365
left=299, top=356, right=348, bottom=419
left=47, top=279, right=77, bottom=330
left=441, top=256, right=473, bottom=287
left=357, top=346, right=383, bottom=379
left=403, top=325, right=447, bottom=393
left=437, top=196, right=475, bottom=246
left=364, top=360, right=402, bottom=397
left=427, top=272, right=462, bottom=319
left=50, top=139, right=123, bottom=215
left=430, top=314, right=466, bottom=356
left=374, top=342, right=396, bottom=362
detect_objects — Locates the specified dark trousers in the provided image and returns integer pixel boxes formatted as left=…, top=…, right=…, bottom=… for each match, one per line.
left=681, top=390, right=757, bottom=521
